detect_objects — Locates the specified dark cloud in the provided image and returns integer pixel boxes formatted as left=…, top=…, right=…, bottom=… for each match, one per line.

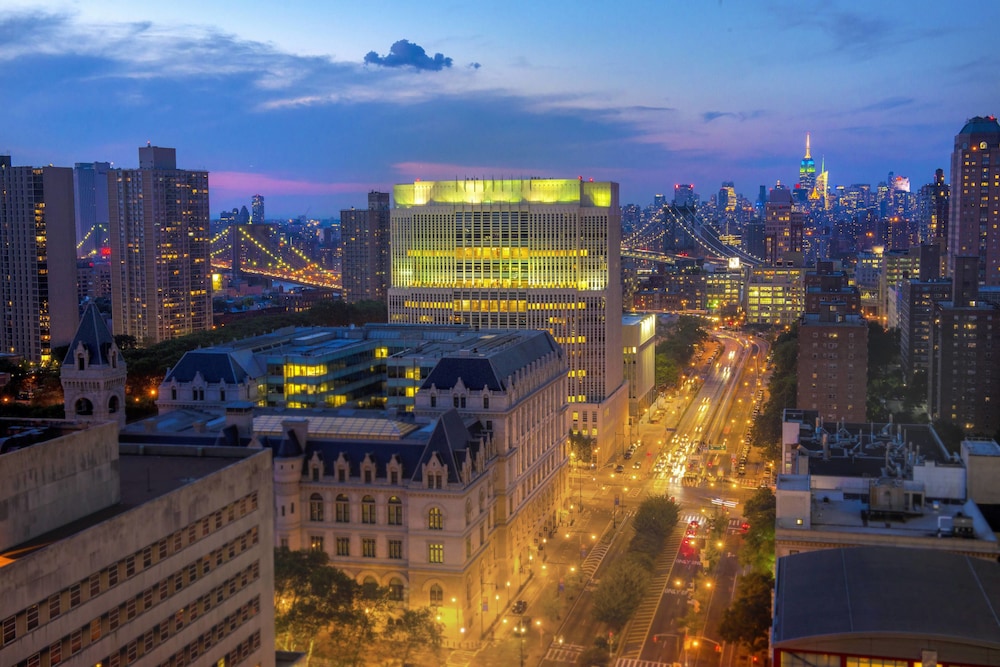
left=702, top=110, right=764, bottom=123
left=855, top=96, right=914, bottom=113
left=468, top=62, right=481, bottom=70
left=364, top=40, right=453, bottom=71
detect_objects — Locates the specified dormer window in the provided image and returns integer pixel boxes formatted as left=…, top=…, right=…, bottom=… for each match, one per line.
left=430, top=395, right=437, bottom=408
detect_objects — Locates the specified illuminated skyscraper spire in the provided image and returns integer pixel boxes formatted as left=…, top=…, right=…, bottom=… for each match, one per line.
left=799, top=132, right=816, bottom=192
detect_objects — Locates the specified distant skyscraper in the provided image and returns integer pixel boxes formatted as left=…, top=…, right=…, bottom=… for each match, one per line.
left=673, top=183, right=697, bottom=207
left=0, top=155, right=78, bottom=363
left=948, top=115, right=1000, bottom=284
left=388, top=178, right=628, bottom=461
left=718, top=181, right=736, bottom=213
left=108, top=146, right=212, bottom=344
left=341, top=191, right=391, bottom=303
left=799, top=133, right=816, bottom=192
left=73, top=161, right=111, bottom=258
left=764, top=183, right=803, bottom=264
left=251, top=193, right=265, bottom=224
left=238, top=205, right=251, bottom=225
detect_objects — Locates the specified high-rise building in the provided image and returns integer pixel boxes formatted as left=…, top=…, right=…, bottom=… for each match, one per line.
left=0, top=155, right=78, bottom=363
left=341, top=191, right=391, bottom=303
left=673, top=183, right=697, bottom=207
left=388, top=178, right=627, bottom=461
left=108, top=146, right=212, bottom=345
left=799, top=133, right=816, bottom=193
left=928, top=256, right=1000, bottom=435
left=948, top=116, right=1000, bottom=284
left=73, top=161, right=111, bottom=258
left=251, top=194, right=265, bottom=224
left=764, top=183, right=803, bottom=264
left=796, top=310, right=868, bottom=423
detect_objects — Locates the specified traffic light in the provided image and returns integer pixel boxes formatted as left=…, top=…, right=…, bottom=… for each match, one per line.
left=716, top=645, right=723, bottom=652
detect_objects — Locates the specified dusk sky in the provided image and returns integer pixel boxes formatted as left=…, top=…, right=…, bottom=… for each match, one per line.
left=2, top=1, right=997, bottom=218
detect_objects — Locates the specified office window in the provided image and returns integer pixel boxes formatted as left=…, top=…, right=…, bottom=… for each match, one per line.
left=309, top=493, right=324, bottom=521
left=336, top=537, right=350, bottom=556
left=387, top=496, right=403, bottom=525
left=362, top=538, right=376, bottom=558
left=429, top=584, right=443, bottom=605
left=428, top=507, right=443, bottom=530
left=388, top=539, right=403, bottom=559
left=26, top=605, right=38, bottom=631
left=389, top=578, right=405, bottom=601
left=336, top=494, right=350, bottom=523
left=310, top=536, right=324, bottom=552
left=362, top=495, right=376, bottom=524
left=429, top=543, right=444, bottom=563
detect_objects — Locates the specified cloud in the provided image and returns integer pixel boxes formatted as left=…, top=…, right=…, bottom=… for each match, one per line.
left=364, top=39, right=453, bottom=71
left=702, top=110, right=765, bottom=123
left=211, top=172, right=374, bottom=196
left=854, top=96, right=914, bottom=113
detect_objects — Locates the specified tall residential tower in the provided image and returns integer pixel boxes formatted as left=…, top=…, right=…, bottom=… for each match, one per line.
left=108, top=146, right=212, bottom=344
left=0, top=155, right=78, bottom=363
left=341, top=191, right=391, bottom=303
left=948, top=116, right=1000, bottom=285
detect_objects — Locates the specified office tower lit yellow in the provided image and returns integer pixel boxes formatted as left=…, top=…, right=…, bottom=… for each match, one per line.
left=388, top=178, right=628, bottom=460
left=108, top=146, right=212, bottom=344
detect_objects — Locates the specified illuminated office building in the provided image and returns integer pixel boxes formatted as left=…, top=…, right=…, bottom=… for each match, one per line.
left=73, top=162, right=112, bottom=258
left=388, top=179, right=627, bottom=462
left=765, top=184, right=803, bottom=264
left=949, top=116, right=1000, bottom=285
left=0, top=155, right=78, bottom=363
left=108, top=146, right=212, bottom=344
left=799, top=133, right=816, bottom=193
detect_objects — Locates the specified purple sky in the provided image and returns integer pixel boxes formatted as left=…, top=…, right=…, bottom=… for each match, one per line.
left=2, top=1, right=997, bottom=218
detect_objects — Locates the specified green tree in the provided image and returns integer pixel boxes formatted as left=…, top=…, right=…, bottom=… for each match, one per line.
left=273, top=548, right=363, bottom=662
left=631, top=495, right=680, bottom=540
left=382, top=608, right=444, bottom=667
left=718, top=571, right=774, bottom=651
left=740, top=487, right=776, bottom=573
left=568, top=430, right=594, bottom=466
left=592, top=559, right=650, bottom=629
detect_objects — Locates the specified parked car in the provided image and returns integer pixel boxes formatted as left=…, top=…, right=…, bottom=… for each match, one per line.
left=614, top=464, right=625, bottom=473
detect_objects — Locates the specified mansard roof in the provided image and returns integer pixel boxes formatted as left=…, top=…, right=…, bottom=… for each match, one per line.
left=421, top=330, right=560, bottom=392
left=165, top=349, right=251, bottom=384
left=62, top=304, right=119, bottom=367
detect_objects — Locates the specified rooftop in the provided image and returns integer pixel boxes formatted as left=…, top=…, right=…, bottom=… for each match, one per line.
left=774, top=546, right=1000, bottom=650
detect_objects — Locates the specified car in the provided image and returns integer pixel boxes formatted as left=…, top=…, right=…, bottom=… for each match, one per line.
left=512, top=599, right=528, bottom=614
left=614, top=464, right=625, bottom=473
left=622, top=451, right=632, bottom=460
left=633, top=461, right=642, bottom=469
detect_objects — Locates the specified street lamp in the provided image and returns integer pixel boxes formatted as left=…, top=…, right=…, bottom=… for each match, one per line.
left=513, top=620, right=527, bottom=667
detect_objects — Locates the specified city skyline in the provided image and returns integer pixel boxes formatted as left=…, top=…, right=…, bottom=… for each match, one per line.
left=2, top=1, right=997, bottom=217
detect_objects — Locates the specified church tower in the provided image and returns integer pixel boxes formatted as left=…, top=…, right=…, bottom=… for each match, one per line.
left=61, top=304, right=127, bottom=428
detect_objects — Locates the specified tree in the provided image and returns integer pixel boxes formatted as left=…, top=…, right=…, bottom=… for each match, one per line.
left=740, top=488, right=776, bottom=573
left=631, top=495, right=680, bottom=541
left=592, top=560, right=650, bottom=629
left=273, top=548, right=364, bottom=662
left=568, top=430, right=594, bottom=466
left=382, top=608, right=444, bottom=667
left=718, top=571, right=774, bottom=651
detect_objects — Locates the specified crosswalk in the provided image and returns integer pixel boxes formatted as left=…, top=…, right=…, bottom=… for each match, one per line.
left=544, top=642, right=587, bottom=663
left=680, top=513, right=702, bottom=526
left=615, top=659, right=676, bottom=667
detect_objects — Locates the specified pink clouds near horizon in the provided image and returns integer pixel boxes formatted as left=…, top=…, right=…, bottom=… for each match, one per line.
left=210, top=171, right=377, bottom=196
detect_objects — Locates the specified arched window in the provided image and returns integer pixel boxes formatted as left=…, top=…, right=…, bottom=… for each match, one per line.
left=362, top=495, right=376, bottom=524
left=389, top=578, right=405, bottom=601
left=428, top=507, right=443, bottom=530
left=309, top=493, right=324, bottom=521
left=336, top=494, right=350, bottom=523
left=362, top=576, right=379, bottom=599
left=75, top=398, right=93, bottom=416
left=465, top=499, right=473, bottom=526
left=387, top=496, right=403, bottom=525
left=429, top=584, right=443, bottom=606
left=108, top=395, right=119, bottom=414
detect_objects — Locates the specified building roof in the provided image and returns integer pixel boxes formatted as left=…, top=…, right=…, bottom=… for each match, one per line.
left=421, top=330, right=561, bottom=392
left=164, top=349, right=252, bottom=384
left=62, top=304, right=118, bottom=367
left=774, top=546, right=1000, bottom=649
left=959, top=115, right=1000, bottom=136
